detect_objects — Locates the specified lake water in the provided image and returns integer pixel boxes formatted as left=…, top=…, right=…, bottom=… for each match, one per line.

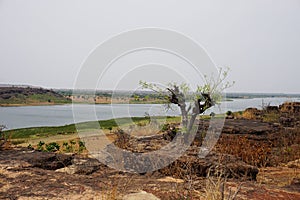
left=0, top=97, right=299, bottom=130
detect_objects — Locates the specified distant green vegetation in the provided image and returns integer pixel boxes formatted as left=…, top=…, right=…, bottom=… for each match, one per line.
left=0, top=87, right=71, bottom=105
left=4, top=116, right=180, bottom=139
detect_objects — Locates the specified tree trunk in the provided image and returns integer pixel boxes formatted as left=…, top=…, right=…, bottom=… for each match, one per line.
left=179, top=103, right=188, bottom=128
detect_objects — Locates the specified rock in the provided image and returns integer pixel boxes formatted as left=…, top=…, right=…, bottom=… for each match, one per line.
left=221, top=119, right=273, bottom=135
left=265, top=106, right=279, bottom=112
left=109, top=124, right=259, bottom=180
left=159, top=150, right=259, bottom=181
left=56, top=157, right=101, bottom=175
left=291, top=178, right=300, bottom=187
left=157, top=176, right=184, bottom=183
left=122, top=191, right=160, bottom=200
left=286, top=159, right=300, bottom=168
left=0, top=148, right=74, bottom=170
left=279, top=117, right=295, bottom=127
left=226, top=115, right=234, bottom=119
left=285, top=178, right=300, bottom=192
left=26, top=152, right=73, bottom=170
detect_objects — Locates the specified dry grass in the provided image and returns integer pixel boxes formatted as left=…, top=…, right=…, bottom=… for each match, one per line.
left=204, top=168, right=242, bottom=200
left=215, top=135, right=272, bottom=167
left=215, top=125, right=300, bottom=168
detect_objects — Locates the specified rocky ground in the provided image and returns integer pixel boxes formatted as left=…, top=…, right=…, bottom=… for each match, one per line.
left=0, top=103, right=300, bottom=199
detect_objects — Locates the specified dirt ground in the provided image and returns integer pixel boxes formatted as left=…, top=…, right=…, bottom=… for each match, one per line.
left=0, top=153, right=299, bottom=200
left=1, top=116, right=300, bottom=199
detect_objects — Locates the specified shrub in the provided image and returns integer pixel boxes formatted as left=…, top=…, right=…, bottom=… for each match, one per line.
left=78, top=140, right=86, bottom=153
left=45, top=142, right=60, bottom=152
left=114, top=129, right=130, bottom=149
left=70, top=140, right=76, bottom=146
left=161, top=123, right=170, bottom=132
left=27, top=144, right=33, bottom=150
left=226, top=111, right=232, bottom=116
left=62, top=141, right=73, bottom=152
left=215, top=135, right=272, bottom=167
left=37, top=141, right=45, bottom=151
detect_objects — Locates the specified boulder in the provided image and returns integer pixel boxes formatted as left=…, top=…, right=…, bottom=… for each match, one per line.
left=279, top=117, right=295, bottom=127
left=265, top=105, right=279, bottom=112
left=122, top=191, right=160, bottom=200
left=159, top=150, right=259, bottom=181
left=0, top=148, right=74, bottom=170
left=56, top=157, right=101, bottom=175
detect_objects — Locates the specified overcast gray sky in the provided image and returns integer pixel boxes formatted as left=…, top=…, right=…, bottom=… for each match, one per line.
left=0, top=0, right=299, bottom=93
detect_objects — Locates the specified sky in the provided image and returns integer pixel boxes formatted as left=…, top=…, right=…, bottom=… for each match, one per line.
left=0, top=0, right=299, bottom=93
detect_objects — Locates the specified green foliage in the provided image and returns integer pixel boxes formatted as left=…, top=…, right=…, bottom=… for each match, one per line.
left=140, top=67, right=234, bottom=132
left=5, top=116, right=179, bottom=140
left=0, top=87, right=71, bottom=105
left=160, top=123, right=170, bottom=132
left=226, top=111, right=233, bottom=116
left=37, top=141, right=45, bottom=151
left=36, top=141, right=60, bottom=152
left=141, top=67, right=234, bottom=108
left=62, top=141, right=73, bottom=153
left=0, top=125, right=6, bottom=139
left=70, top=140, right=76, bottom=145
left=196, top=67, right=234, bottom=104
left=38, top=141, right=45, bottom=147
left=78, top=140, right=86, bottom=153
left=45, top=142, right=60, bottom=152
left=63, top=141, right=69, bottom=147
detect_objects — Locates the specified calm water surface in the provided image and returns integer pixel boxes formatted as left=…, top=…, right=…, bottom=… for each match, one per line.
left=0, top=97, right=298, bottom=130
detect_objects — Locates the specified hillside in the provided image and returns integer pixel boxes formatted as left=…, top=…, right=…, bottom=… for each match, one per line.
left=0, top=86, right=71, bottom=106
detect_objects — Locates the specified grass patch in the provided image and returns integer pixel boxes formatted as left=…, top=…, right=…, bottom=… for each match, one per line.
left=11, top=139, right=27, bottom=145
left=262, top=112, right=280, bottom=123
left=4, top=116, right=180, bottom=139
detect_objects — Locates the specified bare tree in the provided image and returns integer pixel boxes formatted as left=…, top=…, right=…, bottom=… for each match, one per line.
left=140, top=67, right=234, bottom=133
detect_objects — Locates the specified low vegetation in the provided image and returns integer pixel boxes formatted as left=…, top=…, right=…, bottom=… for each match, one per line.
left=0, top=86, right=71, bottom=105
left=29, top=139, right=87, bottom=154
left=4, top=116, right=180, bottom=139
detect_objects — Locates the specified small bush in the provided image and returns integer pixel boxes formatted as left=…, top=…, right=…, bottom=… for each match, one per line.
left=37, top=141, right=45, bottom=151
left=160, top=123, right=170, bottom=132
left=45, top=142, right=60, bottom=152
left=78, top=140, right=86, bottom=153
left=114, top=129, right=130, bottom=149
left=226, top=110, right=232, bottom=116
left=27, top=144, right=33, bottom=150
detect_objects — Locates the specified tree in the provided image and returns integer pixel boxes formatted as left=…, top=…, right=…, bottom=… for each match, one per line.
left=140, top=67, right=234, bottom=133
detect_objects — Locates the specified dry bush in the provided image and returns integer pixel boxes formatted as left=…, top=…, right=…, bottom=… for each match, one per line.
left=215, top=135, right=272, bottom=167
left=268, top=127, right=300, bottom=165
left=242, top=108, right=261, bottom=120
left=215, top=126, right=300, bottom=167
left=113, top=129, right=131, bottom=149
left=204, top=168, right=241, bottom=200
left=262, top=112, right=280, bottom=123
left=0, top=125, right=11, bottom=150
